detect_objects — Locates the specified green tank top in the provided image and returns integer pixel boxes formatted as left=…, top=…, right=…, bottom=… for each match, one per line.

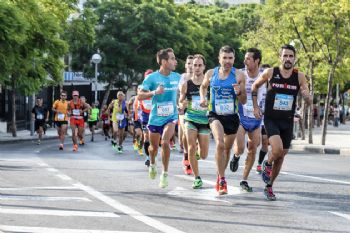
left=88, top=108, right=99, bottom=122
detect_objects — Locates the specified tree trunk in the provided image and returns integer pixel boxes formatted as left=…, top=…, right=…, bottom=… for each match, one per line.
left=321, top=66, right=336, bottom=145
left=308, top=61, right=314, bottom=144
left=100, top=82, right=112, bottom=112
left=316, top=95, right=321, bottom=127
left=11, top=78, right=17, bottom=137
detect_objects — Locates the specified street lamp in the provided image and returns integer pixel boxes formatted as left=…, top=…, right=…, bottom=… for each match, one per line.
left=91, top=53, right=102, bottom=102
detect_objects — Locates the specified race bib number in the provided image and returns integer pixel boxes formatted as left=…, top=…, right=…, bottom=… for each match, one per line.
left=116, top=113, right=125, bottom=120
left=273, top=94, right=294, bottom=111
left=157, top=102, right=174, bottom=117
left=72, top=109, right=80, bottom=116
left=243, top=96, right=254, bottom=117
left=57, top=113, right=65, bottom=121
left=36, top=114, right=44, bottom=120
left=215, top=99, right=234, bottom=115
left=104, top=119, right=110, bottom=124
left=143, top=99, right=152, bottom=111
left=191, top=96, right=206, bottom=111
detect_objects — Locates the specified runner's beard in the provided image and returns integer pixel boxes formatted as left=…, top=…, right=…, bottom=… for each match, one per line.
left=283, top=61, right=293, bottom=70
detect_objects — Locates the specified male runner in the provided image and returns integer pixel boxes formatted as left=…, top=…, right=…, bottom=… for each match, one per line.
left=88, top=102, right=99, bottom=142
left=252, top=44, right=312, bottom=200
left=138, top=48, right=180, bottom=188
left=230, top=48, right=265, bottom=192
left=200, top=45, right=246, bottom=195
left=52, top=90, right=69, bottom=150
left=179, top=54, right=210, bottom=189
left=32, top=97, right=49, bottom=145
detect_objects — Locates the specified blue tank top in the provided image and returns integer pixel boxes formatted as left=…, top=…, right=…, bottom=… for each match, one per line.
left=209, top=67, right=239, bottom=115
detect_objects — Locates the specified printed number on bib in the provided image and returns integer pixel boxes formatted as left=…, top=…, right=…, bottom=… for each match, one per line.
left=36, top=114, right=44, bottom=120
left=116, top=113, right=125, bottom=120
left=215, top=99, right=234, bottom=115
left=143, top=99, right=152, bottom=111
left=157, top=102, right=174, bottom=117
left=104, top=119, right=110, bottom=124
left=243, top=96, right=254, bottom=117
left=273, top=94, right=293, bottom=111
left=72, top=109, right=80, bottom=116
left=57, top=113, right=65, bottom=121
left=191, top=96, right=206, bottom=111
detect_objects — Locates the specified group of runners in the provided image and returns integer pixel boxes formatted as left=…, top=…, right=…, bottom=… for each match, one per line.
left=42, top=44, right=312, bottom=201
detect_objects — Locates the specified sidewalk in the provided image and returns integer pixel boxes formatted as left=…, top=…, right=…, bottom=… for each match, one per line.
left=0, top=127, right=100, bottom=144
left=290, top=122, right=350, bottom=156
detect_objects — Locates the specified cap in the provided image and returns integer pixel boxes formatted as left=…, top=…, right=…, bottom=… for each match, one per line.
left=72, top=90, right=79, bottom=96
left=144, top=69, right=153, bottom=78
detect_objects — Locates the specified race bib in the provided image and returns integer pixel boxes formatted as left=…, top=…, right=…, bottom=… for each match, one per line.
left=273, top=94, right=294, bottom=111
left=143, top=99, right=152, bottom=111
left=215, top=99, right=234, bottom=115
left=157, top=102, right=174, bottom=117
left=104, top=119, right=110, bottom=124
left=243, top=96, right=254, bottom=117
left=57, top=113, right=65, bottom=121
left=83, top=112, right=88, bottom=117
left=116, top=113, right=125, bottom=120
left=191, top=96, right=206, bottom=111
left=36, top=114, right=44, bottom=120
left=72, top=109, right=80, bottom=116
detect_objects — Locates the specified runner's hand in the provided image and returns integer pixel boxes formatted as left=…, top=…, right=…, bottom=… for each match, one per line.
left=200, top=98, right=208, bottom=108
left=253, top=106, right=262, bottom=119
left=232, top=83, right=241, bottom=96
left=155, top=85, right=165, bottom=95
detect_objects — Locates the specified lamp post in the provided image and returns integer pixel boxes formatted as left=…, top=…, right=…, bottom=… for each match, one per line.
left=91, top=53, right=102, bottom=102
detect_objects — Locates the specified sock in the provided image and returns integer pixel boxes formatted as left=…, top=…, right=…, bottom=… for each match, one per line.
left=196, top=176, right=201, bottom=180
left=162, top=171, right=168, bottom=176
left=144, top=141, right=150, bottom=156
left=234, top=154, right=240, bottom=160
left=184, top=152, right=188, bottom=161
left=258, top=150, right=267, bottom=164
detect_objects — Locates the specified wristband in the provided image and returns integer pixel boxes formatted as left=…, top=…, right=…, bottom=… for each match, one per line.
left=252, top=91, right=257, bottom=97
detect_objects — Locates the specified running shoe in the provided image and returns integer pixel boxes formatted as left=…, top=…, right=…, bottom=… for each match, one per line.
left=105, top=136, right=108, bottom=141
left=73, top=144, right=78, bottom=152
left=145, top=157, right=150, bottom=167
left=240, top=181, right=253, bottom=192
left=230, top=155, right=240, bottom=172
left=79, top=139, right=85, bottom=146
left=37, top=140, right=41, bottom=145
left=184, top=165, right=192, bottom=175
left=149, top=164, right=157, bottom=179
left=159, top=173, right=168, bottom=188
left=59, top=144, right=64, bottom=150
left=262, top=161, right=272, bottom=184
left=117, top=146, right=123, bottom=154
left=133, top=141, right=138, bottom=151
left=256, top=164, right=262, bottom=174
left=138, top=148, right=143, bottom=156
left=193, top=178, right=203, bottom=189
left=182, top=159, right=190, bottom=166
left=218, top=180, right=228, bottom=195
left=264, top=186, right=276, bottom=201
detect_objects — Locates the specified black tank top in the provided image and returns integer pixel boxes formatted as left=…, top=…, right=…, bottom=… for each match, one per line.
left=186, top=79, right=200, bottom=100
left=265, top=67, right=300, bottom=120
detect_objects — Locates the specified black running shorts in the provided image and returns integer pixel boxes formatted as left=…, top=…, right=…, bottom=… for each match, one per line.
left=264, top=118, right=294, bottom=149
left=208, top=111, right=239, bottom=135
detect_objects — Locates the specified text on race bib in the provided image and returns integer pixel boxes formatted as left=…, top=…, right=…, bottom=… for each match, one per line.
left=157, top=102, right=174, bottom=117
left=36, top=114, right=44, bottom=120
left=116, top=113, right=125, bottom=120
left=72, top=109, right=80, bottom=116
left=57, top=113, right=65, bottom=121
left=215, top=99, right=234, bottom=115
left=191, top=96, right=207, bottom=111
left=273, top=94, right=294, bottom=111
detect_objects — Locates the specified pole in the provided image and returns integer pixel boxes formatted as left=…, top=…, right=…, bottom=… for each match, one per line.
left=336, top=83, right=339, bottom=105
left=94, top=63, right=98, bottom=102
left=30, top=94, right=35, bottom=136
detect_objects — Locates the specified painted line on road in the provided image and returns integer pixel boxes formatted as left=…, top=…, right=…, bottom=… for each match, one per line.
left=0, top=207, right=119, bottom=218
left=0, top=186, right=77, bottom=191
left=0, top=195, right=91, bottom=202
left=280, top=171, right=350, bottom=185
left=47, top=167, right=59, bottom=172
left=329, top=211, right=350, bottom=221
left=73, top=182, right=186, bottom=233
left=0, top=225, right=150, bottom=233
left=56, top=174, right=73, bottom=181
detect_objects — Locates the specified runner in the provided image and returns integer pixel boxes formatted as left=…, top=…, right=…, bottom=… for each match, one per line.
left=67, top=91, right=90, bottom=152
left=108, top=91, right=128, bottom=153
left=79, top=96, right=90, bottom=145
left=256, top=64, right=270, bottom=174
left=32, top=97, right=49, bottom=145
left=199, top=45, right=246, bottom=195
left=179, top=54, right=210, bottom=189
left=100, top=104, right=111, bottom=140
left=230, top=48, right=265, bottom=192
left=127, top=95, right=137, bottom=148
left=88, top=102, right=99, bottom=142
left=252, top=44, right=312, bottom=200
left=138, top=48, right=180, bottom=188
left=178, top=55, right=194, bottom=175
left=52, top=90, right=69, bottom=150
left=132, top=89, right=144, bottom=156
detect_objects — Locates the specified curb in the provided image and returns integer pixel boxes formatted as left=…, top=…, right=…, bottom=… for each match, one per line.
left=290, top=144, right=350, bottom=156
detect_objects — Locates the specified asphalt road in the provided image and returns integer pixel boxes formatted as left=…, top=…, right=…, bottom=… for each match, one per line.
left=0, top=135, right=349, bottom=233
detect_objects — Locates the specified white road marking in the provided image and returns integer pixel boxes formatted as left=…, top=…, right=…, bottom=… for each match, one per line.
left=0, top=225, right=150, bottom=233
left=56, top=174, right=73, bottom=181
left=0, top=207, right=119, bottom=218
left=329, top=211, right=350, bottom=221
left=168, top=187, right=231, bottom=203
left=280, top=171, right=350, bottom=185
left=37, top=162, right=49, bottom=167
left=0, top=195, right=91, bottom=202
left=0, top=186, right=77, bottom=191
left=47, top=167, right=59, bottom=172
left=175, top=175, right=241, bottom=195
left=73, top=182, right=186, bottom=233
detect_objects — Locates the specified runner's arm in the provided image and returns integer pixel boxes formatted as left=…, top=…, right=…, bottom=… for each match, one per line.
left=235, top=69, right=247, bottom=105
left=298, top=72, right=312, bottom=106
left=199, top=69, right=212, bottom=106
left=251, top=68, right=272, bottom=119
left=178, top=80, right=188, bottom=110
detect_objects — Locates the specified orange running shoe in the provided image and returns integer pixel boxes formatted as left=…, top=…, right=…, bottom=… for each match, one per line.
left=73, top=144, right=78, bottom=152
left=218, top=180, right=228, bottom=195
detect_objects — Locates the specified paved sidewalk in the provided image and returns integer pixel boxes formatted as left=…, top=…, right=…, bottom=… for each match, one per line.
left=290, top=122, right=350, bottom=156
